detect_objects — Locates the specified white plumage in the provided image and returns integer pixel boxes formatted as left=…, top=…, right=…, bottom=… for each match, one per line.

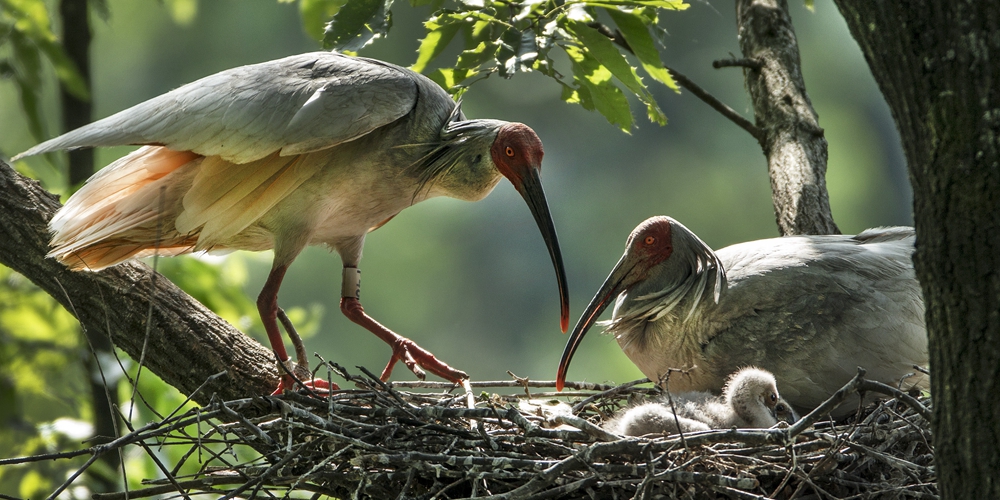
left=559, top=216, right=927, bottom=416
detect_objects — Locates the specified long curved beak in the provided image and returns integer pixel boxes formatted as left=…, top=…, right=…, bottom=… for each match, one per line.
left=514, top=168, right=570, bottom=333
left=556, top=251, right=636, bottom=390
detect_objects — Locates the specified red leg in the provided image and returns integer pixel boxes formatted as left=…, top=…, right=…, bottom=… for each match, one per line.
left=257, top=264, right=338, bottom=394
left=340, top=296, right=468, bottom=383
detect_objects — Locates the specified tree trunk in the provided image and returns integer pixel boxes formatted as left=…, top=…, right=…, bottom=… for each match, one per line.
left=0, top=160, right=278, bottom=403
left=833, top=2, right=1000, bottom=498
left=59, top=0, right=93, bottom=187
left=735, top=0, right=839, bottom=236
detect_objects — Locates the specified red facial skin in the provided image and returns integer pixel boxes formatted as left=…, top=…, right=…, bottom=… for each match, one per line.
left=490, top=123, right=544, bottom=188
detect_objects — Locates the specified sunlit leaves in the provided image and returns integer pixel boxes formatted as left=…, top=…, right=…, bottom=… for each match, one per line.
left=323, top=0, right=395, bottom=53
left=565, top=19, right=665, bottom=125
left=300, top=0, right=346, bottom=40
left=311, top=0, right=689, bottom=131
left=564, top=44, right=632, bottom=131
left=606, top=8, right=677, bottom=91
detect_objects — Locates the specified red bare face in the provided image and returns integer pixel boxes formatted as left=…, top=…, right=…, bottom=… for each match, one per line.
left=627, top=216, right=674, bottom=270
left=490, top=123, right=544, bottom=186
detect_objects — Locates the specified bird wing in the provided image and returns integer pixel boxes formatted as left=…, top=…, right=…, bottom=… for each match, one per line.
left=707, top=229, right=926, bottom=412
left=14, top=52, right=419, bottom=164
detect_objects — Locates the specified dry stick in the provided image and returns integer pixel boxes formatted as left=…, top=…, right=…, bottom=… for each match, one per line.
left=52, top=277, right=132, bottom=491
left=857, top=379, right=932, bottom=422
left=507, top=370, right=533, bottom=397
left=277, top=307, right=308, bottom=371
left=658, top=369, right=691, bottom=451
left=41, top=409, right=221, bottom=500
left=571, top=377, right=651, bottom=413
left=713, top=57, right=764, bottom=70
left=389, top=379, right=623, bottom=390
left=218, top=445, right=306, bottom=500
left=551, top=414, right=620, bottom=442
left=131, top=186, right=168, bottom=419
left=785, top=368, right=868, bottom=439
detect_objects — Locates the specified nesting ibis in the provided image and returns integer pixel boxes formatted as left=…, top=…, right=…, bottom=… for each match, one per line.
left=557, top=216, right=927, bottom=415
left=15, top=51, right=570, bottom=393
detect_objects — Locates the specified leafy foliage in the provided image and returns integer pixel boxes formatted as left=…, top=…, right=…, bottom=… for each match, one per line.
left=319, top=0, right=687, bottom=131
left=0, top=254, right=320, bottom=496
left=0, top=0, right=89, bottom=141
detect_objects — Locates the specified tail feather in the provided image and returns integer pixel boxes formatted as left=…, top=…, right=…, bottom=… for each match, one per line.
left=49, top=146, right=202, bottom=271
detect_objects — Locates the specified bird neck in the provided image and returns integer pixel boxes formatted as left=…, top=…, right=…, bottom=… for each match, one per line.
left=408, top=119, right=506, bottom=202
left=608, top=235, right=728, bottom=375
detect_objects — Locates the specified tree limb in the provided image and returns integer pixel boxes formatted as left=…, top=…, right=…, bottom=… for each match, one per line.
left=0, top=159, right=277, bottom=402
left=736, top=0, right=839, bottom=235
left=832, top=2, right=1000, bottom=498
left=587, top=21, right=766, bottom=145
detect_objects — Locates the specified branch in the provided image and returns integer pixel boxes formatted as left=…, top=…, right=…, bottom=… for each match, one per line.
left=0, top=160, right=278, bottom=402
left=587, top=21, right=766, bottom=144
left=735, top=0, right=839, bottom=235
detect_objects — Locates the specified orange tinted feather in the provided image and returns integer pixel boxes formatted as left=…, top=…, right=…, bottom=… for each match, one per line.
left=48, top=146, right=202, bottom=270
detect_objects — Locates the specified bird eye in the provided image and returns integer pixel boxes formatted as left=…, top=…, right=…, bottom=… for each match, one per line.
left=505, top=146, right=515, bottom=157
left=474, top=154, right=482, bottom=163
left=770, top=393, right=778, bottom=402
left=644, top=236, right=656, bottom=245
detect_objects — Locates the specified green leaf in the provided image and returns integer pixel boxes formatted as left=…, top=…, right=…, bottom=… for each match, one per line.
left=411, top=16, right=461, bottom=73
left=427, top=67, right=477, bottom=92
left=564, top=45, right=632, bottom=132
left=456, top=41, right=500, bottom=69
left=300, top=0, right=346, bottom=41
left=606, top=8, right=678, bottom=92
left=496, top=27, right=536, bottom=77
left=3, top=0, right=90, bottom=101
left=566, top=20, right=665, bottom=125
left=322, top=0, right=394, bottom=52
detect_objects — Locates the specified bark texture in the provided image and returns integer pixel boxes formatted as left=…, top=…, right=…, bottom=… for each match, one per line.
left=833, top=2, right=1000, bottom=498
left=735, top=0, right=839, bottom=236
left=0, top=160, right=278, bottom=404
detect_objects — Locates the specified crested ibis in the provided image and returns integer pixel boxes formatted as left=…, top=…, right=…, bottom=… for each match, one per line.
left=15, top=51, right=570, bottom=393
left=557, top=216, right=927, bottom=415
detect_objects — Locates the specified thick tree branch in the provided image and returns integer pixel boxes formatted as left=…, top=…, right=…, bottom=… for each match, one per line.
left=736, top=0, right=839, bottom=236
left=0, top=160, right=277, bottom=403
left=832, top=2, right=1000, bottom=498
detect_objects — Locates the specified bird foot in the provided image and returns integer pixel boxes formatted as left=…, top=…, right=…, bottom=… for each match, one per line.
left=270, top=358, right=339, bottom=396
left=380, top=336, right=469, bottom=384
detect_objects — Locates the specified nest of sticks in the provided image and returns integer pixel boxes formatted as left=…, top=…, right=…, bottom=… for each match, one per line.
left=70, top=363, right=933, bottom=500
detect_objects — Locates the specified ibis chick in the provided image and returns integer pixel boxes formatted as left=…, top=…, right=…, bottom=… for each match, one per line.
left=609, top=367, right=795, bottom=436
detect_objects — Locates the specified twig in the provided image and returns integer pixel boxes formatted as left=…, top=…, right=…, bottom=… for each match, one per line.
left=586, top=21, right=765, bottom=143
left=713, top=57, right=763, bottom=70
left=571, top=378, right=651, bottom=413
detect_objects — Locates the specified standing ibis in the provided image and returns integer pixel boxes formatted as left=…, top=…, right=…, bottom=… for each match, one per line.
left=14, top=51, right=570, bottom=393
left=557, top=216, right=927, bottom=415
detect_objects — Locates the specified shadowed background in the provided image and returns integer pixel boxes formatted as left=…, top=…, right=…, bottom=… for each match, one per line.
left=0, top=0, right=908, bottom=391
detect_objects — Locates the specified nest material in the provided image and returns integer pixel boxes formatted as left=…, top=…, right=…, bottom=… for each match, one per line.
left=84, top=365, right=934, bottom=500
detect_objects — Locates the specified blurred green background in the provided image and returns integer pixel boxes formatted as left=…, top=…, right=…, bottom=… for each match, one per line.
left=0, top=0, right=910, bottom=494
